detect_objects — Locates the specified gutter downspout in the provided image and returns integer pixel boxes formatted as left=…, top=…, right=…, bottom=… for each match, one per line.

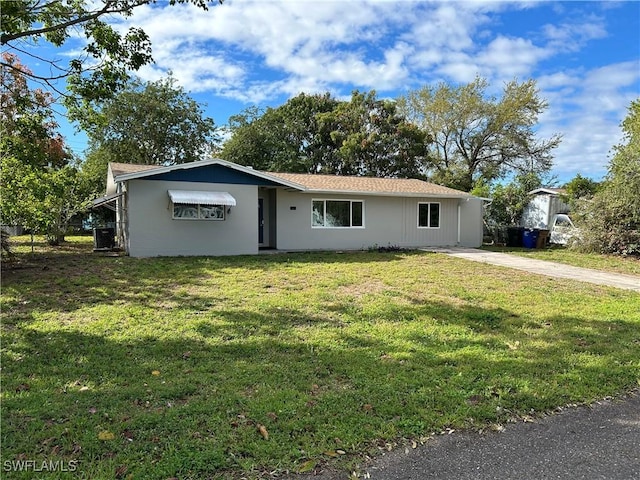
left=457, top=202, right=461, bottom=245
left=116, top=182, right=127, bottom=254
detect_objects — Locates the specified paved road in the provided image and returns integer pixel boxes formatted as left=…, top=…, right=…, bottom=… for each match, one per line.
left=362, top=392, right=640, bottom=480
left=290, top=392, right=640, bottom=480
left=424, top=247, right=640, bottom=292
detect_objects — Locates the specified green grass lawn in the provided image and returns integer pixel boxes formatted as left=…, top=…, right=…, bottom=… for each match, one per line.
left=483, top=245, right=640, bottom=276
left=2, top=236, right=639, bottom=479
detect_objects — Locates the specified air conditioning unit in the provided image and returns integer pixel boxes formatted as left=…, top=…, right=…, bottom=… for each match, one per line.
left=93, top=228, right=115, bottom=250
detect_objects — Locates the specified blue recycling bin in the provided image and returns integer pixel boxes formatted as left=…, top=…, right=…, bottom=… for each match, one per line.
left=522, top=229, right=539, bottom=249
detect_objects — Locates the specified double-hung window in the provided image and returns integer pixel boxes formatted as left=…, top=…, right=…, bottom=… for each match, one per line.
left=418, top=202, right=440, bottom=228
left=312, top=200, right=364, bottom=228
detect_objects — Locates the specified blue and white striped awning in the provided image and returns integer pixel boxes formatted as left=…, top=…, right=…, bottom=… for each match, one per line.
left=168, top=190, right=236, bottom=206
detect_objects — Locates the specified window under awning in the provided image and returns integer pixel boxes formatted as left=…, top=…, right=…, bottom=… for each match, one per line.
left=167, top=190, right=236, bottom=206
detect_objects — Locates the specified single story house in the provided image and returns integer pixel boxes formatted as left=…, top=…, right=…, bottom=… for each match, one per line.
left=96, top=159, right=483, bottom=257
left=521, top=188, right=570, bottom=230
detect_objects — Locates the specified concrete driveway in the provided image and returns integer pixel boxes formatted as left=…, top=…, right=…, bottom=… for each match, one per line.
left=424, top=247, right=640, bottom=292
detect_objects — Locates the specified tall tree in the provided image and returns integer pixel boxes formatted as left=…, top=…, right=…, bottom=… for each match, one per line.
left=398, top=77, right=562, bottom=191
left=562, top=173, right=600, bottom=210
left=221, top=91, right=431, bottom=177
left=0, top=53, right=68, bottom=169
left=1, top=0, right=219, bottom=108
left=1, top=54, right=84, bottom=244
left=317, top=91, right=430, bottom=177
left=83, top=75, right=220, bottom=166
left=573, top=99, right=640, bottom=255
left=484, top=172, right=543, bottom=227
left=222, top=93, right=339, bottom=173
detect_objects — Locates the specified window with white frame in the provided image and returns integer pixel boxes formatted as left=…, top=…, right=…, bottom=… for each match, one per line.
left=418, top=202, right=440, bottom=228
left=312, top=199, right=364, bottom=228
left=172, top=203, right=225, bottom=220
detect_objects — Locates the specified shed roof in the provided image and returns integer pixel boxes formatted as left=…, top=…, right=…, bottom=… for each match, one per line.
left=528, top=188, right=567, bottom=196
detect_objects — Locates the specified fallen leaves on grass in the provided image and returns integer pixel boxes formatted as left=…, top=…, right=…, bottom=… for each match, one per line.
left=298, top=459, right=316, bottom=473
left=257, top=424, right=269, bottom=440
left=323, top=450, right=346, bottom=457
left=98, top=431, right=115, bottom=441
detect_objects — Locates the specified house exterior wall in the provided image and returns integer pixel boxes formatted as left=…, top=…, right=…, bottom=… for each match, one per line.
left=125, top=179, right=258, bottom=257
left=459, top=197, right=484, bottom=247
left=274, top=190, right=471, bottom=251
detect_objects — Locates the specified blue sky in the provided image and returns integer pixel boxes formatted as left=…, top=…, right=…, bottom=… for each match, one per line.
left=23, top=0, right=640, bottom=184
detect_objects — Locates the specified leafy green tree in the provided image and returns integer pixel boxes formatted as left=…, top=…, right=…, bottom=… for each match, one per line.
left=317, top=91, right=431, bottom=177
left=1, top=0, right=218, bottom=109
left=82, top=75, right=220, bottom=166
left=222, top=91, right=431, bottom=177
left=1, top=156, right=88, bottom=245
left=222, top=93, right=339, bottom=172
left=573, top=99, right=640, bottom=255
left=564, top=173, right=600, bottom=209
left=1, top=53, right=86, bottom=244
left=485, top=173, right=543, bottom=227
left=398, top=77, right=562, bottom=191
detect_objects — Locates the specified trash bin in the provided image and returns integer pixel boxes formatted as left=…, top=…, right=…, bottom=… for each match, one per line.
left=536, top=229, right=549, bottom=249
left=93, top=227, right=115, bottom=249
left=522, top=228, right=539, bottom=249
left=506, top=226, right=524, bottom=247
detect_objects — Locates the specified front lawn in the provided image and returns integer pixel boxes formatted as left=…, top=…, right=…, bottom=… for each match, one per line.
left=2, top=237, right=639, bottom=479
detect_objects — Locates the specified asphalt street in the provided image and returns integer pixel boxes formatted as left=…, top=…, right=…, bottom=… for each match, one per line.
left=295, top=391, right=639, bottom=480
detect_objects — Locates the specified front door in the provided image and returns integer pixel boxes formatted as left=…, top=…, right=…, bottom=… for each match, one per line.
left=258, top=198, right=264, bottom=245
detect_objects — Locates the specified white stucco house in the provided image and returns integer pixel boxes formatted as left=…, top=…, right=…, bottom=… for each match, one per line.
left=95, top=159, right=484, bottom=257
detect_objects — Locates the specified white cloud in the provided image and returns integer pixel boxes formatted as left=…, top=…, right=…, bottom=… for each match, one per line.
left=538, top=61, right=640, bottom=180
left=100, top=0, right=637, bottom=182
left=542, top=16, right=608, bottom=53
left=476, top=36, right=549, bottom=78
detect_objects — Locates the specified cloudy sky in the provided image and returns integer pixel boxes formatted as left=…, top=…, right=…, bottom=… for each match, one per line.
left=36, top=1, right=640, bottom=183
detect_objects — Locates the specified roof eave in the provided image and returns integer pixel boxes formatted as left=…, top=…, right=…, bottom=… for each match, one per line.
left=300, top=189, right=472, bottom=198
left=113, top=158, right=306, bottom=191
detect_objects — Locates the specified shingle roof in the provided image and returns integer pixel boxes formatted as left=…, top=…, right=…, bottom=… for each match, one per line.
left=109, top=162, right=159, bottom=178
left=108, top=161, right=471, bottom=197
left=269, top=172, right=470, bottom=197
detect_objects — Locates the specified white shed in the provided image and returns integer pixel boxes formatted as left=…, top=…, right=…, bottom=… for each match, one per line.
left=521, top=188, right=571, bottom=229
